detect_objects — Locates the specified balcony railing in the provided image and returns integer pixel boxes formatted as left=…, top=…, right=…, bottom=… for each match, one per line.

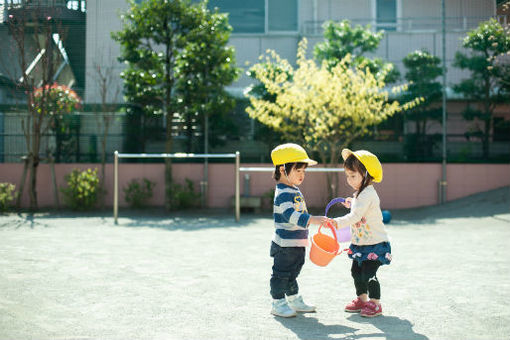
left=302, top=16, right=508, bottom=35
left=4, top=0, right=67, bottom=8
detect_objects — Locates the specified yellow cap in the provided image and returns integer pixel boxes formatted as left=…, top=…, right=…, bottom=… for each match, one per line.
left=271, top=143, right=317, bottom=166
left=341, top=148, right=383, bottom=183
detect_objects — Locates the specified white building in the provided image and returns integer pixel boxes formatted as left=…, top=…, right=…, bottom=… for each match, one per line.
left=84, top=0, right=498, bottom=103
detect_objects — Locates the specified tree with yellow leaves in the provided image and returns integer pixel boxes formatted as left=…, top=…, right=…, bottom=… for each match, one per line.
left=246, top=39, right=422, bottom=197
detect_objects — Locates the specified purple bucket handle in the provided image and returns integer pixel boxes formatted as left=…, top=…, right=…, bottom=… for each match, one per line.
left=325, top=197, right=345, bottom=217
left=324, top=197, right=351, bottom=243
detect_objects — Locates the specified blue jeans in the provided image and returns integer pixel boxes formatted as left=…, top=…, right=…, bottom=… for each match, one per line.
left=269, top=241, right=305, bottom=300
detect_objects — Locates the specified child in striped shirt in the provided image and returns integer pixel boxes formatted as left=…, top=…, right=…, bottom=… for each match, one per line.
left=269, top=143, right=333, bottom=318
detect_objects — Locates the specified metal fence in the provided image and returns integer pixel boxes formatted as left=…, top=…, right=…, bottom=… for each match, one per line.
left=1, top=111, right=509, bottom=164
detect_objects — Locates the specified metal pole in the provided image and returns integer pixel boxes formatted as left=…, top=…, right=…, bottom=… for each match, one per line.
left=114, top=150, right=118, bottom=224
left=202, top=114, right=209, bottom=207
left=235, top=151, right=240, bottom=222
left=440, top=0, right=448, bottom=204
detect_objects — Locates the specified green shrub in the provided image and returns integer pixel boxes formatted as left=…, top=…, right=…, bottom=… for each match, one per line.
left=0, top=183, right=17, bottom=212
left=123, top=178, right=155, bottom=209
left=61, top=168, right=100, bottom=210
left=168, top=179, right=200, bottom=209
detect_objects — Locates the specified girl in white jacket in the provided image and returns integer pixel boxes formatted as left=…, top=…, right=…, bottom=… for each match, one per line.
left=332, top=149, right=391, bottom=318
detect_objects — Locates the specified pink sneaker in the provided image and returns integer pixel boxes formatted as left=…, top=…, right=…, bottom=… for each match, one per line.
left=344, top=297, right=367, bottom=313
left=360, top=301, right=383, bottom=317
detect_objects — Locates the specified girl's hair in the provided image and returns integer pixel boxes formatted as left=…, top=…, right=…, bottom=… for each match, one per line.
left=344, top=155, right=374, bottom=197
left=273, top=162, right=308, bottom=181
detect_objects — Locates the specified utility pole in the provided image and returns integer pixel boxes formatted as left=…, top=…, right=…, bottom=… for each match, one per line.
left=440, top=0, right=448, bottom=204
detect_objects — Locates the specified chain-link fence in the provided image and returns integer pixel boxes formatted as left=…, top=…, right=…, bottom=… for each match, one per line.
left=1, top=108, right=509, bottom=164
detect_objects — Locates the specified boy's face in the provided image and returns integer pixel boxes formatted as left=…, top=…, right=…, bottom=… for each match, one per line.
left=280, top=165, right=306, bottom=187
left=345, top=168, right=363, bottom=191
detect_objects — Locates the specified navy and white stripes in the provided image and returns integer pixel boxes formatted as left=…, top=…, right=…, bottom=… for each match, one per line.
left=272, top=183, right=311, bottom=247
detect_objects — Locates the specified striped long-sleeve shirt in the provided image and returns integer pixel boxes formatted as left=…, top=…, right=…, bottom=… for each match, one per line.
left=272, top=183, right=311, bottom=247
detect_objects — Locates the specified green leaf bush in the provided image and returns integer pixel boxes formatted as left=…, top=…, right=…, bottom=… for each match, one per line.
left=0, top=183, right=17, bottom=212
left=168, top=179, right=200, bottom=209
left=123, top=178, right=155, bottom=209
left=61, top=168, right=100, bottom=210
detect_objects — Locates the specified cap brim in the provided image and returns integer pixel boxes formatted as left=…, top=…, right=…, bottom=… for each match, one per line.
left=341, top=148, right=353, bottom=161
left=303, top=158, right=318, bottom=166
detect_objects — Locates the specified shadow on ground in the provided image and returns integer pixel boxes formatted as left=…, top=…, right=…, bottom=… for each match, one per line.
left=274, top=313, right=428, bottom=340
left=0, top=208, right=265, bottom=232
left=2, top=186, right=508, bottom=230
left=274, top=314, right=358, bottom=340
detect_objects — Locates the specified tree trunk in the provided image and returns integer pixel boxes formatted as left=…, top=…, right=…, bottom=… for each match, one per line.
left=28, top=116, right=42, bottom=210
left=482, top=117, right=491, bottom=160
left=165, top=113, right=173, bottom=210
left=186, top=111, right=193, bottom=153
left=28, top=154, right=38, bottom=211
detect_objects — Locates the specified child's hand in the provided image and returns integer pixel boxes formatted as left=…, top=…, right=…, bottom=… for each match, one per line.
left=342, top=197, right=352, bottom=209
left=309, top=215, right=330, bottom=226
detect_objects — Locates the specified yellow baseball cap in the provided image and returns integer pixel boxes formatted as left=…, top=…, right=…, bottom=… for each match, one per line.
left=271, top=143, right=318, bottom=166
left=341, top=148, right=383, bottom=182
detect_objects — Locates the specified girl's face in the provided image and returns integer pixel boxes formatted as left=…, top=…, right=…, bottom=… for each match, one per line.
left=280, top=165, right=306, bottom=187
left=345, top=168, right=363, bottom=191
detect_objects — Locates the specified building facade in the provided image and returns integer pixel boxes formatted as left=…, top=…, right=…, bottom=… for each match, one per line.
left=84, top=0, right=499, bottom=102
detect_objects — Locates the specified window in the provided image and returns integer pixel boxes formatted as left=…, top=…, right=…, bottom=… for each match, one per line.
left=208, top=0, right=297, bottom=34
left=268, top=0, right=297, bottom=32
left=376, top=0, right=396, bottom=31
left=209, top=0, right=265, bottom=33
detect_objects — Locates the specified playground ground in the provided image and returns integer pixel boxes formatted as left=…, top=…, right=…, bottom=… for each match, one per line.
left=1, top=186, right=509, bottom=340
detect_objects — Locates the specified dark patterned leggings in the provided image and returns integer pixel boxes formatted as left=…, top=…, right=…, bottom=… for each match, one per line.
left=351, top=260, right=382, bottom=299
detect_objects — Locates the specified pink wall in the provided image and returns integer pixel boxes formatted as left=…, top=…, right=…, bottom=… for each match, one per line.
left=0, top=162, right=509, bottom=210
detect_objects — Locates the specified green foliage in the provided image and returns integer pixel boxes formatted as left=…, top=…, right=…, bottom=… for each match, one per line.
left=112, top=0, right=238, bottom=118
left=33, top=84, right=81, bottom=116
left=61, top=168, right=100, bottom=210
left=33, top=84, right=82, bottom=162
left=453, top=18, right=510, bottom=158
left=0, top=183, right=17, bottom=212
left=246, top=62, right=293, bottom=101
left=454, top=18, right=510, bottom=102
left=123, top=178, right=155, bottom=209
left=246, top=39, right=421, bottom=197
left=168, top=179, right=200, bottom=209
left=314, top=20, right=400, bottom=83
left=112, top=0, right=194, bottom=116
left=401, top=50, right=443, bottom=159
left=177, top=3, right=240, bottom=152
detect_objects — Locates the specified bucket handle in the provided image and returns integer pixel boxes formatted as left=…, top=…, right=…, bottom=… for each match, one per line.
left=323, top=197, right=351, bottom=255
left=317, top=222, right=347, bottom=256
left=318, top=222, right=339, bottom=243
left=325, top=197, right=345, bottom=217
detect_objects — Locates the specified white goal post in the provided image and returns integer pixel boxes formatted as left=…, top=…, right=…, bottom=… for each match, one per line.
left=113, top=151, right=240, bottom=224
left=113, top=150, right=345, bottom=224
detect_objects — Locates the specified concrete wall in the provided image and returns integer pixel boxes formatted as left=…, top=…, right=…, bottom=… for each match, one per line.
left=1, top=162, right=509, bottom=210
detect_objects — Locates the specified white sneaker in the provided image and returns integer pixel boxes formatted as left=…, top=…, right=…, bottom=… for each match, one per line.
left=287, top=294, right=316, bottom=313
left=271, top=298, right=297, bottom=317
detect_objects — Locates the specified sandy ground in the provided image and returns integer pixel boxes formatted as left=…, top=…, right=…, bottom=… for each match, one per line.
left=0, top=187, right=509, bottom=340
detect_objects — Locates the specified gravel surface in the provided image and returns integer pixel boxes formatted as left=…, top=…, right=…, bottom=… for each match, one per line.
left=1, top=187, right=509, bottom=340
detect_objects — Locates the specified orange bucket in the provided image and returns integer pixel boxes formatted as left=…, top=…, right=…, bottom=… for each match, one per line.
left=309, top=223, right=340, bottom=267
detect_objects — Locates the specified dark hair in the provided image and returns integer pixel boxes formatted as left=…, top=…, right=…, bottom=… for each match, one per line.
left=344, top=155, right=373, bottom=197
left=273, top=162, right=308, bottom=181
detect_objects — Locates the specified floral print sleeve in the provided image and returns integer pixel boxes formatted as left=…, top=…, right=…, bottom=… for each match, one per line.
left=333, top=192, right=371, bottom=228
